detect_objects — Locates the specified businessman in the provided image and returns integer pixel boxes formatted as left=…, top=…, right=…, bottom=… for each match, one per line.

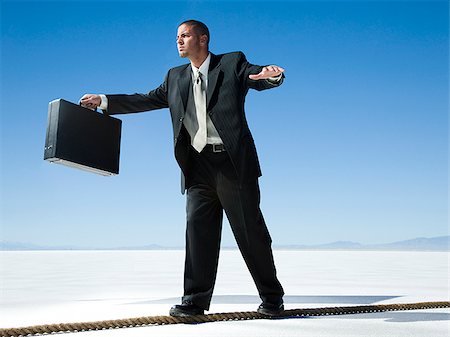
left=80, top=20, right=285, bottom=317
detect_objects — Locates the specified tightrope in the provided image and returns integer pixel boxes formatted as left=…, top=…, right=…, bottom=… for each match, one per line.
left=1, top=301, right=449, bottom=337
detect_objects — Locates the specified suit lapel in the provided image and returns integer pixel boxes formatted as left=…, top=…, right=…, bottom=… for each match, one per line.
left=177, top=54, right=221, bottom=112
left=207, top=53, right=222, bottom=109
left=177, top=65, right=191, bottom=115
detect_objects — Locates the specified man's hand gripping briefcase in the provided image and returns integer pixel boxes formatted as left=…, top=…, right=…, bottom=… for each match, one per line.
left=44, top=99, right=122, bottom=176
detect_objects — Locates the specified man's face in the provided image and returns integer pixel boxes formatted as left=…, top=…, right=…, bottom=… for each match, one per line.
left=176, top=24, right=203, bottom=58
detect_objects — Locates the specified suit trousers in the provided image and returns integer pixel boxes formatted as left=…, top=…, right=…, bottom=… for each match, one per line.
left=182, top=146, right=284, bottom=310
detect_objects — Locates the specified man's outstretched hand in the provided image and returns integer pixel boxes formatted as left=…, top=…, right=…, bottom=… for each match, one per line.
left=248, top=65, right=285, bottom=80
left=80, top=94, right=101, bottom=109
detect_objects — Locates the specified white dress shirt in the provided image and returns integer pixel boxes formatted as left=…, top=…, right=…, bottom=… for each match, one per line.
left=188, top=53, right=223, bottom=145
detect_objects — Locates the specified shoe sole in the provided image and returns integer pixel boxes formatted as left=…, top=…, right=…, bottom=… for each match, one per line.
left=169, top=309, right=204, bottom=317
left=257, top=307, right=284, bottom=317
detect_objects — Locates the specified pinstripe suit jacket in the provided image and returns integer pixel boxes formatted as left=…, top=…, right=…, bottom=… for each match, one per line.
left=105, top=52, right=284, bottom=193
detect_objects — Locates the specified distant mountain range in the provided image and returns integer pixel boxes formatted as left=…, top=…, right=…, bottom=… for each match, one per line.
left=1, top=236, right=448, bottom=251
left=272, top=236, right=450, bottom=251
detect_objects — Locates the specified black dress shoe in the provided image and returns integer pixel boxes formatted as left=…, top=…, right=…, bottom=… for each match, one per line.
left=169, top=300, right=204, bottom=317
left=257, top=302, right=285, bottom=316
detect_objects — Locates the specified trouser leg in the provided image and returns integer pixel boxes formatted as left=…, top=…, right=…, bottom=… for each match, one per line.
left=217, top=177, right=284, bottom=305
left=182, top=153, right=223, bottom=310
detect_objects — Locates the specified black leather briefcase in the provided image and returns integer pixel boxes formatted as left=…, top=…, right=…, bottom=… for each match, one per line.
left=44, top=99, right=122, bottom=176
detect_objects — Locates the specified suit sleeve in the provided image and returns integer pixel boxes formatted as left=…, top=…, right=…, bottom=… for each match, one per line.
left=234, top=52, right=285, bottom=92
left=104, top=72, right=169, bottom=115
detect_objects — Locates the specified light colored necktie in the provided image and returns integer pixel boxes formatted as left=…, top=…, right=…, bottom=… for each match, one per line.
left=192, top=70, right=207, bottom=152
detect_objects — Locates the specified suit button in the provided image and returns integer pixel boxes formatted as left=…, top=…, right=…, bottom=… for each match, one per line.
left=179, top=117, right=183, bottom=122
left=174, top=137, right=177, bottom=142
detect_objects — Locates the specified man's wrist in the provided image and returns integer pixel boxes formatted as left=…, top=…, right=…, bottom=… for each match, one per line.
left=267, top=74, right=283, bottom=84
left=99, top=94, right=108, bottom=110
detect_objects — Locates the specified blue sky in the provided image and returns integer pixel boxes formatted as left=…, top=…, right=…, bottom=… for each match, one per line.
left=1, top=0, right=448, bottom=248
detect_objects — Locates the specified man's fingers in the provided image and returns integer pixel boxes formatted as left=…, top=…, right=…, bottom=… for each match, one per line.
left=248, top=65, right=285, bottom=80
left=80, top=94, right=97, bottom=102
left=80, top=94, right=91, bottom=104
left=248, top=73, right=263, bottom=80
left=79, top=94, right=100, bottom=109
left=267, top=65, right=285, bottom=75
left=80, top=94, right=93, bottom=100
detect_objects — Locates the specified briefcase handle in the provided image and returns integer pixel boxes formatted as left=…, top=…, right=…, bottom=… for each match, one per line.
left=79, top=102, right=98, bottom=112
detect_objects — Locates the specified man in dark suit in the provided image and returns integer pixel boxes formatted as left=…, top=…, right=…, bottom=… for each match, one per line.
left=80, top=20, right=285, bottom=317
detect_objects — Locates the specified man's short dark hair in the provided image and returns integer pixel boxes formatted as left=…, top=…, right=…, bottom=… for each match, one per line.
left=179, top=20, right=210, bottom=45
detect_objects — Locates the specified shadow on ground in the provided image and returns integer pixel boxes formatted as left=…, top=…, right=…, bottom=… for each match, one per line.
left=125, top=295, right=450, bottom=323
left=128, top=295, right=400, bottom=305
left=327, top=311, right=450, bottom=323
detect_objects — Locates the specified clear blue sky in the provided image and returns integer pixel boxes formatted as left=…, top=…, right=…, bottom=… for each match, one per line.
left=1, top=0, right=448, bottom=248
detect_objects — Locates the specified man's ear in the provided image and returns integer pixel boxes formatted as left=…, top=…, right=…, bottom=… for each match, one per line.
left=200, top=34, right=208, bottom=46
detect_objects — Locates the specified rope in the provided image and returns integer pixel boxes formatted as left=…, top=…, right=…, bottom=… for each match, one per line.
left=1, top=301, right=448, bottom=337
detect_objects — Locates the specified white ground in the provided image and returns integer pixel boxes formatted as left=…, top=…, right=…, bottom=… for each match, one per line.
left=1, top=250, right=449, bottom=336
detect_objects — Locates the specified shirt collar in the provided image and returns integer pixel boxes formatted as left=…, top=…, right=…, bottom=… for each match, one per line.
left=191, top=53, right=211, bottom=78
